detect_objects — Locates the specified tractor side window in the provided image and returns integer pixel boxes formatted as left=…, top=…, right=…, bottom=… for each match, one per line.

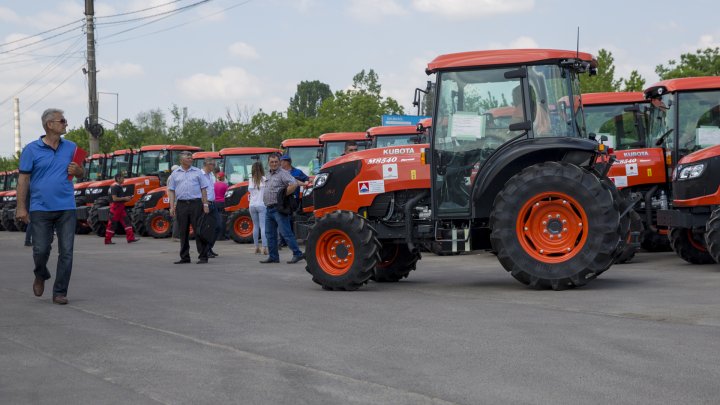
left=648, top=94, right=675, bottom=148
left=584, top=103, right=646, bottom=150
left=433, top=68, right=521, bottom=216
left=528, top=65, right=581, bottom=137
left=677, top=90, right=720, bottom=155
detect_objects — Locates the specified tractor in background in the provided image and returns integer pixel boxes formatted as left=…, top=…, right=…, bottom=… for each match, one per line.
left=74, top=153, right=110, bottom=234
left=0, top=170, right=19, bottom=231
left=304, top=49, right=627, bottom=291
left=221, top=147, right=282, bottom=243
left=281, top=138, right=322, bottom=176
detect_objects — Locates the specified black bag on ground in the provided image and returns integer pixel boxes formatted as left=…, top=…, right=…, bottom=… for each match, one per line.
left=196, top=212, right=217, bottom=243
left=276, top=187, right=298, bottom=215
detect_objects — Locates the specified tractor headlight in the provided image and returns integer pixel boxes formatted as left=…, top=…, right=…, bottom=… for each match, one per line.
left=74, top=190, right=81, bottom=196
left=142, top=194, right=153, bottom=202
left=303, top=187, right=313, bottom=197
left=313, top=173, right=329, bottom=189
left=225, top=189, right=234, bottom=199
left=677, top=163, right=705, bottom=180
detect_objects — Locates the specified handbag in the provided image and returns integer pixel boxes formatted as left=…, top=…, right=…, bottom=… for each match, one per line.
left=196, top=212, right=217, bottom=243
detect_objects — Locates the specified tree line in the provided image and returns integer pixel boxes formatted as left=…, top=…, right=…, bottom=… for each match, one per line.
left=2, top=48, right=719, bottom=171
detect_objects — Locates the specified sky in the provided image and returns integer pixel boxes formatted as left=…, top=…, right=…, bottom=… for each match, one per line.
left=0, top=0, right=718, bottom=157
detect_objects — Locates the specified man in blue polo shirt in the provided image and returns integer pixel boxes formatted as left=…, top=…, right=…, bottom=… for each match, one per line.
left=15, top=108, right=84, bottom=305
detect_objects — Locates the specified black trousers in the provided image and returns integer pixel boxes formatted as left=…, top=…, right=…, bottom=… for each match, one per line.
left=176, top=199, right=207, bottom=261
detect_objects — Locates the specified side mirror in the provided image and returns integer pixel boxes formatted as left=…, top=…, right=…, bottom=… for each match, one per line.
left=508, top=121, right=531, bottom=132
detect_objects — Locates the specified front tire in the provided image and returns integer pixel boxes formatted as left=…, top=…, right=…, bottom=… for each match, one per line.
left=146, top=209, right=173, bottom=238
left=489, top=162, right=621, bottom=290
left=706, top=207, right=720, bottom=263
left=130, top=205, right=148, bottom=236
left=670, top=227, right=714, bottom=264
left=227, top=209, right=253, bottom=243
left=615, top=210, right=643, bottom=264
left=305, top=211, right=380, bottom=291
left=1, top=207, right=18, bottom=231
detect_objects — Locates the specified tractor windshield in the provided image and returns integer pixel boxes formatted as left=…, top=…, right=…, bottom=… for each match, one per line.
left=224, top=154, right=272, bottom=186
left=109, top=154, right=131, bottom=178
left=584, top=103, right=648, bottom=150
left=374, top=134, right=423, bottom=148
left=432, top=64, right=585, bottom=217
left=138, top=150, right=173, bottom=175
left=0, top=174, right=6, bottom=190
left=87, top=158, right=105, bottom=181
left=675, top=90, right=720, bottom=155
left=286, top=146, right=319, bottom=176
left=322, top=141, right=369, bottom=165
left=7, top=173, right=18, bottom=189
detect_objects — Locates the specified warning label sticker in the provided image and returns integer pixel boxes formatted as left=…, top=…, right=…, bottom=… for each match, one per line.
left=625, top=163, right=638, bottom=176
left=611, top=176, right=628, bottom=188
left=383, top=163, right=398, bottom=179
left=358, top=180, right=385, bottom=195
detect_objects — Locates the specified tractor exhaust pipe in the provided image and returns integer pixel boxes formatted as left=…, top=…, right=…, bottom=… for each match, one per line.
left=405, top=190, right=429, bottom=253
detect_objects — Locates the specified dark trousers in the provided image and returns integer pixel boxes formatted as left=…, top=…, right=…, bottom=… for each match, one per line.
left=214, top=201, right=226, bottom=240
left=31, top=210, right=76, bottom=297
left=207, top=202, right=222, bottom=251
left=25, top=215, right=32, bottom=244
left=176, top=199, right=207, bottom=261
left=265, top=206, right=302, bottom=261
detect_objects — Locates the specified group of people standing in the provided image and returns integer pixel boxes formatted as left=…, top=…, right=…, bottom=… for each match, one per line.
left=248, top=153, right=309, bottom=264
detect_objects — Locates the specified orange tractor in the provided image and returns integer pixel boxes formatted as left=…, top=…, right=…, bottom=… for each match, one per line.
left=649, top=77, right=720, bottom=264
left=84, top=145, right=201, bottom=237
left=582, top=91, right=652, bottom=261
left=221, top=147, right=282, bottom=243
left=281, top=138, right=322, bottom=176
left=74, top=153, right=110, bottom=234
left=304, top=49, right=627, bottom=291
left=0, top=170, right=19, bottom=231
left=131, top=151, right=220, bottom=238
left=367, top=125, right=425, bottom=148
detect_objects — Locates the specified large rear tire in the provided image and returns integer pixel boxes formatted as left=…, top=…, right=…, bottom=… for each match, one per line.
left=373, top=242, right=420, bottom=282
left=706, top=207, right=720, bottom=263
left=615, top=210, right=643, bottom=264
left=146, top=209, right=173, bottom=238
left=305, top=211, right=380, bottom=291
left=669, top=227, right=714, bottom=264
left=227, top=209, right=253, bottom=243
left=130, top=205, right=148, bottom=236
left=87, top=205, right=106, bottom=237
left=489, top=162, right=621, bottom=290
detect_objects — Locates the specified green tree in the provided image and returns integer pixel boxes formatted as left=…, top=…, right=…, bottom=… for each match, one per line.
left=0, top=153, right=19, bottom=171
left=655, top=47, right=720, bottom=79
left=622, top=70, right=646, bottom=91
left=288, top=80, right=332, bottom=118
left=580, top=49, right=623, bottom=93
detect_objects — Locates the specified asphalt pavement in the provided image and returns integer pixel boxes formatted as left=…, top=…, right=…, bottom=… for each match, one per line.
left=1, top=231, right=720, bottom=404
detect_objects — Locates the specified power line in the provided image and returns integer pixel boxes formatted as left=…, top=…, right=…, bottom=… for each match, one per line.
left=96, top=0, right=189, bottom=19
left=0, top=23, right=84, bottom=55
left=102, top=0, right=251, bottom=46
left=95, top=0, right=212, bottom=26
left=0, top=18, right=84, bottom=48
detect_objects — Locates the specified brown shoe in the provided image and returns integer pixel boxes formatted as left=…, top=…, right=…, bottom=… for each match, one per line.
left=52, top=295, right=68, bottom=305
left=33, top=277, right=45, bottom=297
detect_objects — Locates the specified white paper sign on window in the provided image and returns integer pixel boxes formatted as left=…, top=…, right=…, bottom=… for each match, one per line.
left=697, top=127, right=720, bottom=147
left=450, top=112, right=485, bottom=140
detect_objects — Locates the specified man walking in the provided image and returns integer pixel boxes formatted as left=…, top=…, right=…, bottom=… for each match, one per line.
left=167, top=151, right=211, bottom=264
left=201, top=158, right=220, bottom=257
left=105, top=172, right=139, bottom=245
left=260, top=153, right=305, bottom=264
left=15, top=108, right=84, bottom=305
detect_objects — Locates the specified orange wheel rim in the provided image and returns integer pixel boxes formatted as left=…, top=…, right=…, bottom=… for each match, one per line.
left=516, top=191, right=588, bottom=263
left=377, top=244, right=399, bottom=269
left=151, top=216, right=169, bottom=233
left=316, top=229, right=355, bottom=276
left=687, top=229, right=707, bottom=252
left=234, top=216, right=253, bottom=238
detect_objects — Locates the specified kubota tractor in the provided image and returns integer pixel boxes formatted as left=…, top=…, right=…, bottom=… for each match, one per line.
left=650, top=77, right=720, bottom=264
left=74, top=153, right=110, bottom=234
left=0, top=170, right=19, bottom=231
left=305, top=49, right=627, bottom=291
left=583, top=91, right=652, bottom=262
left=281, top=138, right=322, bottom=176
left=367, top=125, right=425, bottom=148
left=131, top=151, right=220, bottom=238
left=221, top=147, right=282, bottom=243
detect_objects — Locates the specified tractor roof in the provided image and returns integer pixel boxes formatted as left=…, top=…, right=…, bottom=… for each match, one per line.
left=281, top=138, right=321, bottom=147
left=140, top=145, right=201, bottom=152
left=318, top=132, right=368, bottom=142
left=192, top=151, right=221, bottom=159
left=645, top=77, right=720, bottom=96
left=90, top=153, right=108, bottom=159
left=112, top=149, right=134, bottom=155
left=366, top=125, right=420, bottom=137
left=426, top=49, right=596, bottom=73
left=219, top=147, right=281, bottom=156
left=582, top=92, right=647, bottom=105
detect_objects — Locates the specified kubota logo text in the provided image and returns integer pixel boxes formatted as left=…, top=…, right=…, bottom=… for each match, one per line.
left=383, top=147, right=415, bottom=155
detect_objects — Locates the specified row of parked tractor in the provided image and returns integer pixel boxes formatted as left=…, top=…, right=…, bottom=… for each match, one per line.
left=2, top=49, right=720, bottom=292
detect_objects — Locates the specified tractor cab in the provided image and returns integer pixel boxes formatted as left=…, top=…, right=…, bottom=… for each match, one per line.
left=318, top=132, right=370, bottom=166
left=583, top=92, right=649, bottom=150
left=192, top=151, right=222, bottom=172
left=367, top=125, right=425, bottom=148
left=428, top=49, right=597, bottom=219
left=281, top=138, right=322, bottom=176
left=0, top=170, right=20, bottom=231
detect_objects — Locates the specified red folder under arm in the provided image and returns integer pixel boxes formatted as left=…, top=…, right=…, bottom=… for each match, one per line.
left=69, top=146, right=87, bottom=180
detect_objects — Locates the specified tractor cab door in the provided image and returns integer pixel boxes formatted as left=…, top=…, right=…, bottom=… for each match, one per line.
left=431, top=68, right=527, bottom=218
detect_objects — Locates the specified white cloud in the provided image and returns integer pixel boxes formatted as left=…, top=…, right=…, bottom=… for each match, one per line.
left=488, top=36, right=539, bottom=50
left=381, top=53, right=438, bottom=113
left=177, top=67, right=263, bottom=101
left=412, top=0, right=534, bottom=19
left=228, top=42, right=259, bottom=59
left=0, top=6, right=20, bottom=23
left=349, top=0, right=406, bottom=21
left=692, top=34, right=720, bottom=50
left=99, top=62, right=144, bottom=78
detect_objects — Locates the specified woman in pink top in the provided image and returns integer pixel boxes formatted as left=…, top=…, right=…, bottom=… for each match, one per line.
left=214, top=172, right=229, bottom=240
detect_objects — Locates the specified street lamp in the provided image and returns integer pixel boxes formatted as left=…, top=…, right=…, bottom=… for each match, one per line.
left=98, top=91, right=119, bottom=129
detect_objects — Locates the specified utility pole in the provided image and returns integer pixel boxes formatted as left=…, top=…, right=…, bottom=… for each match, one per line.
left=85, top=0, right=101, bottom=154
